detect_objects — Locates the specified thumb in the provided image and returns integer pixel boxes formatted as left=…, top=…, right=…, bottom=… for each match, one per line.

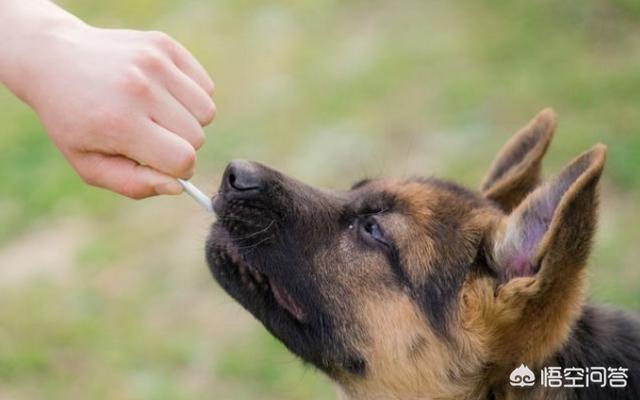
left=76, top=153, right=183, bottom=199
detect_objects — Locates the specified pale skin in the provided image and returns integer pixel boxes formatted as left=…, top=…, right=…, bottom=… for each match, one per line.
left=0, top=0, right=216, bottom=198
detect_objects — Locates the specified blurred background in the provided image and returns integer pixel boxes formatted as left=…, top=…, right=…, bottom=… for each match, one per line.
left=1, top=0, right=639, bottom=399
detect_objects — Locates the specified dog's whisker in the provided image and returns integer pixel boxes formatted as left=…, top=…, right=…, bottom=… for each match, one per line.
left=238, top=234, right=274, bottom=252
left=233, top=219, right=275, bottom=241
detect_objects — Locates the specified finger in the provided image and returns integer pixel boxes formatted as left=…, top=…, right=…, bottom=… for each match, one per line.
left=162, top=63, right=216, bottom=126
left=170, top=41, right=215, bottom=96
left=151, top=87, right=205, bottom=149
left=145, top=31, right=214, bottom=95
left=115, top=120, right=197, bottom=179
left=76, top=152, right=183, bottom=199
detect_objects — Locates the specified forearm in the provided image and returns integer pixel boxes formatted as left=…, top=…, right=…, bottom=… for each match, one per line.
left=0, top=0, right=85, bottom=103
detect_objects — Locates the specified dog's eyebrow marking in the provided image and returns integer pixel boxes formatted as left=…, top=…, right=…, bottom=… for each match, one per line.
left=350, top=179, right=371, bottom=190
left=356, top=191, right=396, bottom=215
left=361, top=207, right=390, bottom=217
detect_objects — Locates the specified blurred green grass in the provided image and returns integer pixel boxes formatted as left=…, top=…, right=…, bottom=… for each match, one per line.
left=1, top=1, right=639, bottom=399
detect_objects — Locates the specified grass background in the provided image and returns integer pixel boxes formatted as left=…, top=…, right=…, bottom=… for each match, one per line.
left=1, top=1, right=639, bottom=399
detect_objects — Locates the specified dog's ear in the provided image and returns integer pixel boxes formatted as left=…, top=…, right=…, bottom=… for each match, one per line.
left=486, top=144, right=606, bottom=364
left=481, top=109, right=556, bottom=212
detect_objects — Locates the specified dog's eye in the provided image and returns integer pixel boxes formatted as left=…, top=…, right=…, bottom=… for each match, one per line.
left=359, top=218, right=388, bottom=246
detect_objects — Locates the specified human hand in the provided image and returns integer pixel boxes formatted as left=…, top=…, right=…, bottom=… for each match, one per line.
left=0, top=1, right=215, bottom=198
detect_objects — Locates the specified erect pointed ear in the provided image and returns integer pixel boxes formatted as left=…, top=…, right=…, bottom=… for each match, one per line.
left=494, top=144, right=606, bottom=282
left=487, top=144, right=606, bottom=365
left=481, top=109, right=556, bottom=212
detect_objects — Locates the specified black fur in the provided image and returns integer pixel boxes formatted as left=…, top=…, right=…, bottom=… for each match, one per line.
left=552, top=305, right=640, bottom=399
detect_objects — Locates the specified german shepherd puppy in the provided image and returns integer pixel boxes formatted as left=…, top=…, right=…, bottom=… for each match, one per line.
left=205, top=109, right=640, bottom=400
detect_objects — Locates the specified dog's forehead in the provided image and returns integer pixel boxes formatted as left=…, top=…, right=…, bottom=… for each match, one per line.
left=347, top=177, right=498, bottom=280
left=348, top=177, right=486, bottom=218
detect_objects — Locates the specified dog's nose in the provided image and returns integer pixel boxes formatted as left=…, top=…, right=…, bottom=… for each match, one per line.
left=223, top=160, right=263, bottom=192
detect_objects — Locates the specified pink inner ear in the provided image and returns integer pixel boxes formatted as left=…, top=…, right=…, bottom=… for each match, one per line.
left=506, top=254, right=536, bottom=277
left=503, top=216, right=553, bottom=278
left=501, top=157, right=586, bottom=278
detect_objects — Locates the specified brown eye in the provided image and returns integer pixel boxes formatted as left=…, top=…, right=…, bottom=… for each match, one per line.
left=359, top=218, right=388, bottom=246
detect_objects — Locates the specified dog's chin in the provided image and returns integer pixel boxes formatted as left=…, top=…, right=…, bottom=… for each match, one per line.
left=205, top=224, right=312, bottom=354
left=206, top=222, right=363, bottom=376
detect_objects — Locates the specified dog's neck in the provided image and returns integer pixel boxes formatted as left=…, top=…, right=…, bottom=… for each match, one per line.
left=490, top=304, right=640, bottom=400
left=338, top=305, right=640, bottom=400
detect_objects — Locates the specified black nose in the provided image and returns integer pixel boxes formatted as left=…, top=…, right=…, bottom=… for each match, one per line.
left=223, top=160, right=263, bottom=192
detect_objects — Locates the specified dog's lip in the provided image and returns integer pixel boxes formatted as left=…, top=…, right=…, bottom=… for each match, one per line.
left=213, top=227, right=307, bottom=323
left=212, top=192, right=224, bottom=214
left=270, top=279, right=306, bottom=321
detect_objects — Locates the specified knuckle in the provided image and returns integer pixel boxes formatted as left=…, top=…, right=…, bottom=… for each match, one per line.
left=136, top=47, right=166, bottom=72
left=147, top=31, right=175, bottom=52
left=173, top=145, right=196, bottom=177
left=119, top=66, right=152, bottom=99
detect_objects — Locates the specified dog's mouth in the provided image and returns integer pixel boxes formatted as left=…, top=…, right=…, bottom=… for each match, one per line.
left=210, top=231, right=307, bottom=323
left=270, top=279, right=306, bottom=322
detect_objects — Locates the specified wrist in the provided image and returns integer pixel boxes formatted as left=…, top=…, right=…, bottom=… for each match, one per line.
left=0, top=0, right=87, bottom=104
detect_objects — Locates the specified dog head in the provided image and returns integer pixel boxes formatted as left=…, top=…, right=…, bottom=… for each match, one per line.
left=205, top=109, right=607, bottom=399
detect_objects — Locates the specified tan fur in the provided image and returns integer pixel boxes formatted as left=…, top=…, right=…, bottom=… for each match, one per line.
left=343, top=293, right=453, bottom=399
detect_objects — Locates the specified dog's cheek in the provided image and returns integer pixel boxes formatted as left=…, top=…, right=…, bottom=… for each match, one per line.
left=339, top=291, right=478, bottom=398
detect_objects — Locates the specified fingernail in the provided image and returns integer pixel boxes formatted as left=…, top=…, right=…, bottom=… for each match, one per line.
left=154, top=181, right=183, bottom=195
